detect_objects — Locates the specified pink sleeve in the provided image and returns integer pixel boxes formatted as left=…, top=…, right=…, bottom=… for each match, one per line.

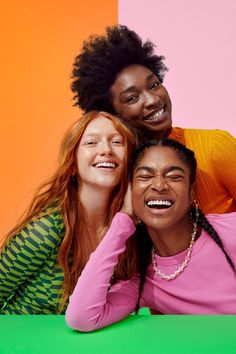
left=206, top=212, right=236, bottom=252
left=65, top=212, right=140, bottom=332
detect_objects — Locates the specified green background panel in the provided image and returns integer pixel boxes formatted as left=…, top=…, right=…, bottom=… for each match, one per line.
left=0, top=315, right=236, bottom=354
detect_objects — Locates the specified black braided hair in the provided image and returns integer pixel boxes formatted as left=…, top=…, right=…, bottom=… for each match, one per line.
left=191, top=206, right=235, bottom=271
left=134, top=224, right=152, bottom=314
left=132, top=139, right=235, bottom=313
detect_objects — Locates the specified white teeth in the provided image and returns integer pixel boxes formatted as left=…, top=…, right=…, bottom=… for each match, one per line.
left=145, top=108, right=164, bottom=121
left=147, top=200, right=172, bottom=206
left=95, top=162, right=116, bottom=168
left=157, top=108, right=164, bottom=116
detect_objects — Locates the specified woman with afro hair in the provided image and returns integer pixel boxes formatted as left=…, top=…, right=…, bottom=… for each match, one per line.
left=71, top=25, right=236, bottom=215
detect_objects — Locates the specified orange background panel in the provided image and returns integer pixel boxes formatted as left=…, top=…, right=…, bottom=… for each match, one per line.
left=0, top=0, right=118, bottom=239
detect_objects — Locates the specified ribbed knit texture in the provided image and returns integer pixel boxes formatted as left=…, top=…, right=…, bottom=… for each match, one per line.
left=0, top=206, right=65, bottom=314
left=170, top=127, right=236, bottom=214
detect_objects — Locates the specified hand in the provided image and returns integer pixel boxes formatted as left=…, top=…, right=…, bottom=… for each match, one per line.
left=120, top=183, right=133, bottom=218
left=120, top=184, right=141, bottom=225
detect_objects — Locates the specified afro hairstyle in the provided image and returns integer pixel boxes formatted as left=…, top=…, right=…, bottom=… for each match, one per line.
left=71, top=25, right=168, bottom=113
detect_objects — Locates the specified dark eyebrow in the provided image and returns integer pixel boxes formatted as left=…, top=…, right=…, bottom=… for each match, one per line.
left=146, top=73, right=156, bottom=81
left=165, top=166, right=185, bottom=174
left=134, top=166, right=154, bottom=174
left=134, top=165, right=186, bottom=174
left=119, top=86, right=137, bottom=98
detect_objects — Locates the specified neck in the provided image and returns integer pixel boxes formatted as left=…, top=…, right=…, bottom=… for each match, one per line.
left=79, top=186, right=112, bottom=239
left=148, top=216, right=193, bottom=257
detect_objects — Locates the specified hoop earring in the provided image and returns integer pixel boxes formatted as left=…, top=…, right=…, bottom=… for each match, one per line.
left=135, top=217, right=142, bottom=225
left=190, top=199, right=199, bottom=224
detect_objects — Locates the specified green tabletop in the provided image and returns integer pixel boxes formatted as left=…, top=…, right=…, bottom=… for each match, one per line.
left=0, top=314, right=236, bottom=354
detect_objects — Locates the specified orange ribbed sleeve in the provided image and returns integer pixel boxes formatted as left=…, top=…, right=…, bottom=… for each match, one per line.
left=212, top=130, right=236, bottom=199
left=171, top=127, right=236, bottom=213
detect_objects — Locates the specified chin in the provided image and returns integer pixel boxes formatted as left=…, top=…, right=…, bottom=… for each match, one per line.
left=97, top=179, right=120, bottom=190
left=146, top=222, right=167, bottom=230
left=144, top=216, right=172, bottom=230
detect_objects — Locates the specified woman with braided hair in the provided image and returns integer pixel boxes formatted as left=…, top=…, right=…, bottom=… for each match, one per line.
left=66, top=139, right=236, bottom=332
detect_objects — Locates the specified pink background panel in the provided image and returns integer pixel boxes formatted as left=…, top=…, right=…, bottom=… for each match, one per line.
left=119, top=0, right=236, bottom=136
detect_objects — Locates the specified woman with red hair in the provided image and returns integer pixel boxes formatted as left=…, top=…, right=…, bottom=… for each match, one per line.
left=0, top=111, right=137, bottom=314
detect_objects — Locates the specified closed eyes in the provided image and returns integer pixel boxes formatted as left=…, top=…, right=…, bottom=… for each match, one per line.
left=165, top=175, right=184, bottom=181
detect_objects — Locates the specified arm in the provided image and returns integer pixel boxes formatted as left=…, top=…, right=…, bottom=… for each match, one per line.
left=0, top=210, right=63, bottom=308
left=65, top=212, right=140, bottom=332
left=212, top=130, right=236, bottom=199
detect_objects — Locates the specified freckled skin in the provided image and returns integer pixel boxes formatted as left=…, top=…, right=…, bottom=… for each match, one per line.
left=76, top=116, right=125, bottom=193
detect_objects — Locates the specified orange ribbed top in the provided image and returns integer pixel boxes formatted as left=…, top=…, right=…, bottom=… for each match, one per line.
left=169, top=127, right=236, bottom=214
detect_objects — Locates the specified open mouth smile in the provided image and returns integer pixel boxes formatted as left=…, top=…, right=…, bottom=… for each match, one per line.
left=144, top=107, right=165, bottom=122
left=146, top=199, right=173, bottom=209
left=93, top=162, right=117, bottom=169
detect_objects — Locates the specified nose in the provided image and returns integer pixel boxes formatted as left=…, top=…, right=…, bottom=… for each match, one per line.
left=143, top=90, right=161, bottom=109
left=98, top=140, right=112, bottom=155
left=151, top=175, right=168, bottom=192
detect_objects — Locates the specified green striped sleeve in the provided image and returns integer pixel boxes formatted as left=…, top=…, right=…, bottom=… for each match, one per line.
left=0, top=208, right=64, bottom=306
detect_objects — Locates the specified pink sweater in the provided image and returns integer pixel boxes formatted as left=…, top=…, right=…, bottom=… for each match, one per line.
left=66, top=212, right=236, bottom=332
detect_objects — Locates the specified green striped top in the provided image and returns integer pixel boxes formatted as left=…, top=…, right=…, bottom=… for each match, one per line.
left=0, top=206, right=66, bottom=314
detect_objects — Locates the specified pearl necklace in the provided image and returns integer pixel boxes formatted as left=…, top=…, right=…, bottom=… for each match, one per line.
left=151, top=222, right=198, bottom=281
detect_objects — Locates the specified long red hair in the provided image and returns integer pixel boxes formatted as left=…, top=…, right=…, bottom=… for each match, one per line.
left=1, top=111, right=138, bottom=311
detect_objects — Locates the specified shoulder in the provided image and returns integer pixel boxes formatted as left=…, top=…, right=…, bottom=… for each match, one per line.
left=173, top=127, right=233, bottom=138
left=173, top=126, right=234, bottom=138
left=10, top=205, right=65, bottom=252
left=173, top=127, right=235, bottom=153
left=207, top=211, right=236, bottom=221
left=34, top=204, right=64, bottom=240
left=38, top=205, right=64, bottom=232
left=206, top=212, right=236, bottom=235
left=206, top=213, right=236, bottom=254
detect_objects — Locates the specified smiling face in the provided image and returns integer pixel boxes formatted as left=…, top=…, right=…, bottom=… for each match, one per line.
left=76, top=116, right=125, bottom=194
left=111, top=64, right=172, bottom=139
left=132, top=146, right=193, bottom=232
